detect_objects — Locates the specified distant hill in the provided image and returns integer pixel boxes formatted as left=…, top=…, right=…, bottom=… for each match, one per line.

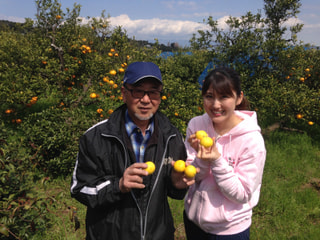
left=0, top=20, right=25, bottom=31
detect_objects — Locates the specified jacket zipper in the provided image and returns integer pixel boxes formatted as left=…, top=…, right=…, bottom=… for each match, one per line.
left=102, top=133, right=177, bottom=240
left=142, top=134, right=176, bottom=239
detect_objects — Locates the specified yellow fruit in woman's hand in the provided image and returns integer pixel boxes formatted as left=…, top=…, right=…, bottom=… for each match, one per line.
left=173, top=160, right=186, bottom=172
left=145, top=161, right=155, bottom=174
left=184, top=165, right=197, bottom=178
left=200, top=136, right=213, bottom=148
left=196, top=130, right=208, bottom=140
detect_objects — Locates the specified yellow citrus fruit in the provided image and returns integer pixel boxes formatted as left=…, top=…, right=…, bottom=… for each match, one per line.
left=308, top=121, right=314, bottom=126
left=173, top=160, right=186, bottom=173
left=196, top=130, right=208, bottom=140
left=184, top=165, right=196, bottom=178
left=107, top=109, right=114, bottom=115
left=90, top=93, right=97, bottom=99
left=145, top=161, right=155, bottom=174
left=200, top=136, right=213, bottom=148
left=296, top=113, right=303, bottom=119
left=110, top=69, right=117, bottom=76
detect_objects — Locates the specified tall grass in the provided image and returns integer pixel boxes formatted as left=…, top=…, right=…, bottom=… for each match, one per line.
left=36, top=130, right=320, bottom=239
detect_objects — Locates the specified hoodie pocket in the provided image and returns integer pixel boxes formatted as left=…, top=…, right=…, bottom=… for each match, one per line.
left=186, top=188, right=230, bottom=228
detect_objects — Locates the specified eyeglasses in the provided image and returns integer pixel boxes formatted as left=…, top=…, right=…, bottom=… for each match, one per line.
left=124, top=85, right=162, bottom=100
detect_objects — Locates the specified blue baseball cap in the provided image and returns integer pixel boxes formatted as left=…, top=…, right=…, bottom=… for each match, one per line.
left=123, top=62, right=162, bottom=85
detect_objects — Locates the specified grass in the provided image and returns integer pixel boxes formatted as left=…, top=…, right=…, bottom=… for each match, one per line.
left=32, top=130, right=320, bottom=239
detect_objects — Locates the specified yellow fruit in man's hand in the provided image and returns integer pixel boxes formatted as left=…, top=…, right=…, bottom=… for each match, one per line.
left=196, top=130, right=208, bottom=140
left=200, top=136, right=213, bottom=148
left=184, top=165, right=197, bottom=178
left=173, top=160, right=186, bottom=172
left=145, top=161, right=155, bottom=174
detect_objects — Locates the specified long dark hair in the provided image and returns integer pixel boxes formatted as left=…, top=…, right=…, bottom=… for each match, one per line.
left=201, top=67, right=250, bottom=110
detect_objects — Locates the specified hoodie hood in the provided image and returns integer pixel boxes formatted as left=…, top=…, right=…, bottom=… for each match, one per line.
left=202, top=110, right=261, bottom=139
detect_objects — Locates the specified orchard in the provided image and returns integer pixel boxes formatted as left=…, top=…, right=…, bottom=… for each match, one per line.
left=0, top=0, right=319, bottom=238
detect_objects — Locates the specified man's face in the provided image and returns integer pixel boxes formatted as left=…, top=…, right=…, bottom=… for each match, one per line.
left=122, top=78, right=162, bottom=127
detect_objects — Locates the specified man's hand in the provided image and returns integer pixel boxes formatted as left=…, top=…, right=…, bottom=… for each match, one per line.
left=170, top=161, right=198, bottom=189
left=119, top=162, right=148, bottom=193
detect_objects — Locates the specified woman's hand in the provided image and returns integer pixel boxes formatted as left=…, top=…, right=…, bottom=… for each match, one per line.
left=196, top=137, right=221, bottom=162
left=188, top=133, right=200, bottom=152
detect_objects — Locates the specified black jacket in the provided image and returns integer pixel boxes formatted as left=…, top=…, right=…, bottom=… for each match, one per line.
left=71, top=104, right=187, bottom=240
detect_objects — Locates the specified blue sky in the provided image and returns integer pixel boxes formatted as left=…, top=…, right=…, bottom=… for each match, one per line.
left=1, top=0, right=319, bottom=47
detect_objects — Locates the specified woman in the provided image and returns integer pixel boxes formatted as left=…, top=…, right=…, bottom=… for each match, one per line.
left=184, top=67, right=266, bottom=240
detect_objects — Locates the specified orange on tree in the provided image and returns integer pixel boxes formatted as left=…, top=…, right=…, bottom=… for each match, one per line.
left=5, top=109, right=13, bottom=114
left=107, top=109, right=114, bottom=115
left=110, top=70, right=117, bottom=76
left=296, top=113, right=303, bottom=119
left=90, top=93, right=97, bottom=99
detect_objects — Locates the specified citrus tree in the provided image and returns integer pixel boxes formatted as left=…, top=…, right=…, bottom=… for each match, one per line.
left=0, top=0, right=159, bottom=238
left=1, top=0, right=319, bottom=238
left=189, top=0, right=319, bottom=136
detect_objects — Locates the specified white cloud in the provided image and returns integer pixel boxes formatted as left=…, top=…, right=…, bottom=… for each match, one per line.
left=0, top=14, right=26, bottom=23
left=106, top=14, right=208, bottom=41
left=78, top=14, right=248, bottom=44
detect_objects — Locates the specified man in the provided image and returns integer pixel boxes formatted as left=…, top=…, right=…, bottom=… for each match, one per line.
left=71, top=61, right=194, bottom=240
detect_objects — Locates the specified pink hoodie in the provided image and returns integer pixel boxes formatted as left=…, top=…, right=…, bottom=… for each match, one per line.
left=184, top=110, right=266, bottom=235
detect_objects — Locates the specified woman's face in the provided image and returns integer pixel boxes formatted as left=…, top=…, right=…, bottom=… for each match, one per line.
left=203, top=85, right=243, bottom=126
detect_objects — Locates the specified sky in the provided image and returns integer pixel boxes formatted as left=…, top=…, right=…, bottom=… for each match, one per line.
left=1, top=0, right=319, bottom=47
